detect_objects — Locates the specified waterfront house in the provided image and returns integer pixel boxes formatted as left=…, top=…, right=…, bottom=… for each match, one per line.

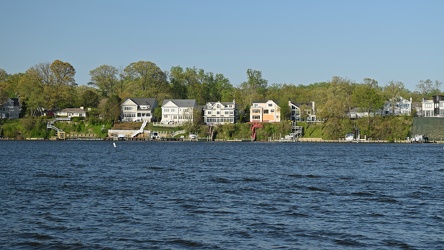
left=421, top=95, right=444, bottom=117
left=121, top=98, right=157, bottom=122
left=383, top=97, right=412, bottom=116
left=203, top=100, right=238, bottom=125
left=161, top=99, right=197, bottom=125
left=56, top=107, right=87, bottom=118
left=0, top=98, right=20, bottom=119
left=250, top=100, right=281, bottom=123
left=288, top=101, right=317, bottom=121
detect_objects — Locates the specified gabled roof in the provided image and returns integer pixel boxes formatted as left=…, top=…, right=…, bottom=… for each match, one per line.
left=127, top=98, right=157, bottom=107
left=205, top=101, right=236, bottom=109
left=59, top=108, right=86, bottom=113
left=162, top=99, right=196, bottom=107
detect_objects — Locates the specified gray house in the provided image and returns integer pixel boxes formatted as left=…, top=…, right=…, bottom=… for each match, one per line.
left=0, top=98, right=20, bottom=119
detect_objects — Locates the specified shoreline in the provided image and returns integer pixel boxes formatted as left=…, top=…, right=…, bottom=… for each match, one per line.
left=2, top=137, right=443, bottom=144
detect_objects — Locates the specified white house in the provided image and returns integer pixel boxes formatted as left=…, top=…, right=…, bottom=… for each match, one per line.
left=421, top=95, right=444, bottom=117
left=203, top=100, right=237, bottom=125
left=250, top=100, right=281, bottom=123
left=121, top=98, right=157, bottom=122
left=161, top=99, right=197, bottom=125
left=0, top=98, right=20, bottom=119
left=56, top=107, right=87, bottom=118
left=288, top=101, right=316, bottom=121
left=383, top=97, right=412, bottom=116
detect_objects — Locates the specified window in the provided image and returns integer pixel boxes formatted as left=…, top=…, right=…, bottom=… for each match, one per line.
left=252, top=116, right=260, bottom=120
left=268, top=103, right=272, bottom=107
left=252, top=109, right=260, bottom=113
left=208, top=111, right=212, bottom=115
left=264, top=110, right=269, bottom=114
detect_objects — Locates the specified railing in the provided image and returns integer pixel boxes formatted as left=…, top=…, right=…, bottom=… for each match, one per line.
left=131, top=119, right=148, bottom=137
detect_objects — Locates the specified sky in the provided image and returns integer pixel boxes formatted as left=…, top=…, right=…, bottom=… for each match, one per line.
left=1, top=0, right=443, bottom=91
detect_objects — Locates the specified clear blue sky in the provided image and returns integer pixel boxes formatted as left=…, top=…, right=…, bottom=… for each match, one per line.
left=1, top=0, right=443, bottom=91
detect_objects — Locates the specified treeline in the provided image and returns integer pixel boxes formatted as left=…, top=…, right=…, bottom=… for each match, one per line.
left=0, top=60, right=442, bottom=140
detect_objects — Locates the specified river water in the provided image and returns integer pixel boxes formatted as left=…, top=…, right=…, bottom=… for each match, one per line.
left=1, top=141, right=443, bottom=249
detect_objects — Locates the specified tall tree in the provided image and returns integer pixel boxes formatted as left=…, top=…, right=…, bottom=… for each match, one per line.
left=383, top=80, right=406, bottom=115
left=169, top=66, right=188, bottom=99
left=50, top=60, right=76, bottom=86
left=239, top=69, right=268, bottom=108
left=352, top=78, right=384, bottom=115
left=0, top=69, right=9, bottom=103
left=99, top=95, right=121, bottom=123
left=123, top=61, right=168, bottom=98
left=89, top=65, right=119, bottom=97
left=17, top=68, right=45, bottom=116
left=416, top=79, right=442, bottom=97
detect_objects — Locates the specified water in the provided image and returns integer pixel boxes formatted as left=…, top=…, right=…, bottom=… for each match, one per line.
left=1, top=141, right=444, bottom=249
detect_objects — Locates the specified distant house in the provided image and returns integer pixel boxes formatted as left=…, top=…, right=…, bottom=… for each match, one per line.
left=421, top=95, right=444, bottom=117
left=383, top=97, right=412, bottom=116
left=288, top=101, right=316, bottom=121
left=348, top=108, right=371, bottom=119
left=203, top=100, right=238, bottom=125
left=121, top=98, right=157, bottom=122
left=56, top=107, right=87, bottom=118
left=0, top=98, right=20, bottom=119
left=161, top=99, right=197, bottom=125
left=250, top=100, right=281, bottom=123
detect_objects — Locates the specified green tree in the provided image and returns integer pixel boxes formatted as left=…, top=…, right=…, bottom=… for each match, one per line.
left=352, top=78, right=384, bottom=115
left=240, top=69, right=268, bottom=107
left=99, top=95, right=121, bottom=123
left=50, top=60, right=76, bottom=86
left=17, top=68, right=45, bottom=116
left=79, top=88, right=100, bottom=108
left=169, top=66, right=188, bottom=99
left=383, top=80, right=406, bottom=115
left=124, top=61, right=168, bottom=99
left=89, top=65, right=119, bottom=97
left=416, top=79, right=442, bottom=97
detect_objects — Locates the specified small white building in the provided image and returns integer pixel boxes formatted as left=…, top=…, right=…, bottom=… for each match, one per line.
left=56, top=107, right=87, bottom=118
left=121, top=98, right=157, bottom=122
left=161, top=99, right=197, bottom=125
left=250, top=100, right=281, bottom=123
left=203, top=100, right=237, bottom=125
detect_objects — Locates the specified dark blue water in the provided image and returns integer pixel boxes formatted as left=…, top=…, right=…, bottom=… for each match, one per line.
left=1, top=141, right=444, bottom=249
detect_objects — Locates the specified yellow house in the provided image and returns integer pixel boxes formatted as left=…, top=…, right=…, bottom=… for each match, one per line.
left=250, top=100, right=281, bottom=123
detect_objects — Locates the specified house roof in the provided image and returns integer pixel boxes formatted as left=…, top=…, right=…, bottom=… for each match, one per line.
left=60, top=108, right=86, bottom=113
left=128, top=98, right=157, bottom=107
left=162, top=99, right=196, bottom=107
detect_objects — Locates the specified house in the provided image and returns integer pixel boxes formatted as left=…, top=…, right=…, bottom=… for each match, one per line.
left=348, top=108, right=371, bottom=119
left=421, top=95, right=444, bottom=117
left=0, top=98, right=20, bottom=119
left=121, top=98, right=158, bottom=122
left=250, top=100, right=281, bottom=123
left=203, top=100, right=238, bottom=125
left=56, top=107, right=87, bottom=118
left=288, top=101, right=316, bottom=121
left=383, top=97, right=412, bottom=116
left=161, top=99, right=197, bottom=125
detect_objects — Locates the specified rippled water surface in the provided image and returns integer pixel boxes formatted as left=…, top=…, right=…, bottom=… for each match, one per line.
left=1, top=141, right=444, bottom=249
